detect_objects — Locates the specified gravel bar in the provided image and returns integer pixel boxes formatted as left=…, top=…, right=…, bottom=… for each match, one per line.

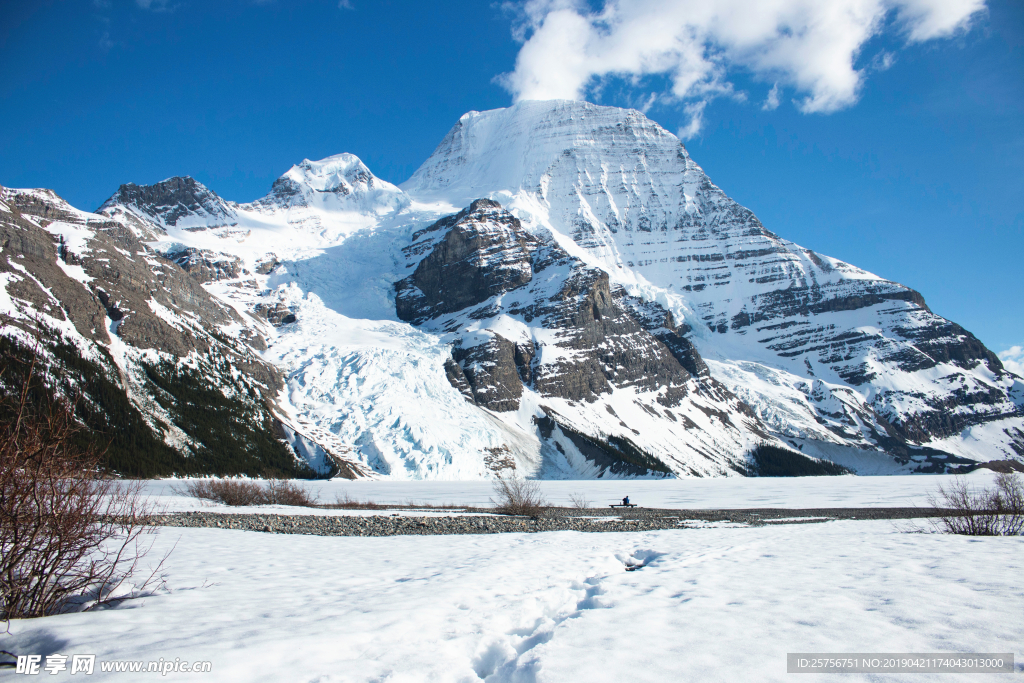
left=149, top=507, right=946, bottom=537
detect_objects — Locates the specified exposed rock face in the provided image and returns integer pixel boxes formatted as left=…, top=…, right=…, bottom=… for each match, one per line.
left=396, top=199, right=534, bottom=322
left=98, top=176, right=237, bottom=229
left=397, top=200, right=698, bottom=409
left=164, top=246, right=243, bottom=283
left=450, top=334, right=525, bottom=412
left=62, top=220, right=249, bottom=360
left=4, top=183, right=244, bottom=358
left=623, top=299, right=709, bottom=379
left=527, top=268, right=696, bottom=406
left=254, top=302, right=296, bottom=326
left=0, top=192, right=109, bottom=345
left=7, top=188, right=90, bottom=223
left=396, top=199, right=771, bottom=475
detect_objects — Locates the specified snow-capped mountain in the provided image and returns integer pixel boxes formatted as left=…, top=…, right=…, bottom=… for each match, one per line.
left=2, top=100, right=1020, bottom=479
left=403, top=100, right=1024, bottom=469
left=250, top=153, right=409, bottom=215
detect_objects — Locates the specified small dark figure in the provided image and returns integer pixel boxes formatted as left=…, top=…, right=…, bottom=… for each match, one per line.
left=622, top=496, right=629, bottom=506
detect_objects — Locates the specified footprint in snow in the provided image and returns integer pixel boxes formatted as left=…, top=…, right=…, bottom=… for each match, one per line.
left=617, top=548, right=665, bottom=571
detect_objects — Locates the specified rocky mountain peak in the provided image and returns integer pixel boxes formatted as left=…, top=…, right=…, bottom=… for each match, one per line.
left=97, top=176, right=237, bottom=229
left=399, top=101, right=1021, bottom=467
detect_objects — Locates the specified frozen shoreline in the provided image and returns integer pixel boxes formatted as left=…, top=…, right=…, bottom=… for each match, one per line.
left=150, top=506, right=949, bottom=537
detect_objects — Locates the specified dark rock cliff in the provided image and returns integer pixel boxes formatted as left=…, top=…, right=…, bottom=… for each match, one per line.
left=397, top=200, right=705, bottom=412
left=396, top=199, right=536, bottom=323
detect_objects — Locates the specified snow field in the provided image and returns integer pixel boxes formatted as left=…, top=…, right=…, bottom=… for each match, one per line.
left=5, top=519, right=1021, bottom=682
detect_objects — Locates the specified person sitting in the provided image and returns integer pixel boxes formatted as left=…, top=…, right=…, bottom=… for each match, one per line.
left=622, top=496, right=630, bottom=506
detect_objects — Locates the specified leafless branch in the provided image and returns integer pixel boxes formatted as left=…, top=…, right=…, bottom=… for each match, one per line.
left=1, top=343, right=163, bottom=620
left=490, top=475, right=547, bottom=517
left=927, top=473, right=1024, bottom=536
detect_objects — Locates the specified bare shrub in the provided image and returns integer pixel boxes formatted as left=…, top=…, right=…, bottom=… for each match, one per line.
left=568, top=491, right=591, bottom=510
left=1, top=349, right=160, bottom=621
left=929, top=473, right=1024, bottom=536
left=491, top=475, right=547, bottom=516
left=328, top=492, right=383, bottom=509
left=174, top=479, right=318, bottom=507
left=174, top=479, right=265, bottom=506
left=264, top=480, right=318, bottom=507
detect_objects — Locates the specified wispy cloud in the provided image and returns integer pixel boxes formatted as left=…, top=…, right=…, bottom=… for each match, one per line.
left=762, top=83, right=780, bottom=111
left=99, top=30, right=114, bottom=51
left=500, top=0, right=985, bottom=124
left=872, top=50, right=897, bottom=71
left=999, top=346, right=1024, bottom=377
left=136, top=0, right=175, bottom=11
left=677, top=100, right=706, bottom=139
left=338, top=0, right=354, bottom=9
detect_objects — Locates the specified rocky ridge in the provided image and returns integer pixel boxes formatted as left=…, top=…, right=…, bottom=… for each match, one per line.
left=0, top=185, right=365, bottom=478
left=98, top=176, right=238, bottom=230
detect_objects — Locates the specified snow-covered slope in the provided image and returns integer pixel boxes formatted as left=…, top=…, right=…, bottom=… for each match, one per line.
left=5, top=100, right=1020, bottom=479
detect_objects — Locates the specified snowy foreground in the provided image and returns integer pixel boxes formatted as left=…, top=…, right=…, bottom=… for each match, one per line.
left=5, top=475, right=1023, bottom=682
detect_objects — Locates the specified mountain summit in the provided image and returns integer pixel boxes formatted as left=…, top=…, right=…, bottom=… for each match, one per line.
left=2, top=100, right=1021, bottom=479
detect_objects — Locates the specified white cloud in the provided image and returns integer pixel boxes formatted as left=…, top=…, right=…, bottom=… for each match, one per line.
left=501, top=0, right=985, bottom=117
left=763, top=83, right=780, bottom=111
left=999, top=346, right=1024, bottom=377
left=338, top=0, right=354, bottom=8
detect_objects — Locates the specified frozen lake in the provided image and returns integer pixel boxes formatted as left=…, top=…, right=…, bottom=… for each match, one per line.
left=142, top=469, right=1001, bottom=514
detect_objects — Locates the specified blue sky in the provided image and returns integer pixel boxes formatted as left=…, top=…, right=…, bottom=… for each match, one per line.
left=1, top=0, right=1021, bottom=360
